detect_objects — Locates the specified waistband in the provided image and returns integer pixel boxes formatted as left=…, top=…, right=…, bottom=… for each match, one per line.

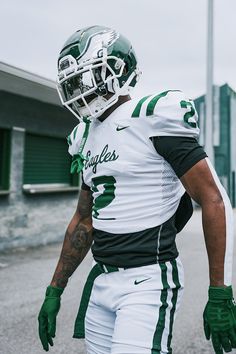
left=97, top=262, right=128, bottom=273
left=96, top=259, right=174, bottom=274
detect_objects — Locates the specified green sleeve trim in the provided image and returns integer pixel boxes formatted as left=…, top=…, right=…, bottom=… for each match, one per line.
left=146, top=90, right=181, bottom=116
left=131, top=95, right=151, bottom=117
left=70, top=121, right=91, bottom=174
left=67, top=135, right=72, bottom=146
left=73, top=126, right=79, bottom=140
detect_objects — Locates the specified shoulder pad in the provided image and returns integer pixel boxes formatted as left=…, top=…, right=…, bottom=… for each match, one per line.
left=67, top=122, right=86, bottom=156
left=131, top=90, right=200, bottom=138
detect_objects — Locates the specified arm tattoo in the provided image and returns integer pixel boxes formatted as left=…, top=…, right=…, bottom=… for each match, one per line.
left=77, top=189, right=93, bottom=218
left=51, top=190, right=93, bottom=288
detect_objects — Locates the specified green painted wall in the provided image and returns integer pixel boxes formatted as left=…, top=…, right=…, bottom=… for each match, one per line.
left=194, top=83, right=236, bottom=207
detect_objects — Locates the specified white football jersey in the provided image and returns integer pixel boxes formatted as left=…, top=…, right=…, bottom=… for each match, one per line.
left=68, top=90, right=199, bottom=233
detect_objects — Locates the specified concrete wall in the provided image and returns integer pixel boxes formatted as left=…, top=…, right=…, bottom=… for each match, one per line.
left=0, top=127, right=79, bottom=251
left=0, top=89, right=79, bottom=251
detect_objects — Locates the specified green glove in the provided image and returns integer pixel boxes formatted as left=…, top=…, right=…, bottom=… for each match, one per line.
left=38, top=285, right=64, bottom=351
left=203, top=286, right=236, bottom=354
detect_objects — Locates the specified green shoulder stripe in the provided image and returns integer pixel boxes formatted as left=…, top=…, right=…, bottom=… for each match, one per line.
left=146, top=90, right=181, bottom=116
left=73, top=126, right=79, bottom=139
left=131, top=95, right=151, bottom=118
left=67, top=135, right=72, bottom=146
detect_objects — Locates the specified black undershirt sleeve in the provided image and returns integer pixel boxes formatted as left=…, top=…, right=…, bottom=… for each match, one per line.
left=151, top=136, right=207, bottom=178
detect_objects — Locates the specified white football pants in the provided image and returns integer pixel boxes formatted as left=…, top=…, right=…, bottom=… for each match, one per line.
left=77, top=258, right=184, bottom=354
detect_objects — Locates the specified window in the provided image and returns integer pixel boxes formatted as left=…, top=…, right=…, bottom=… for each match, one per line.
left=23, top=133, right=79, bottom=193
left=0, top=128, right=11, bottom=191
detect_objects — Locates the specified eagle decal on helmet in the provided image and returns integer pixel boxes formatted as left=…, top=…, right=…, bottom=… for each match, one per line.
left=78, top=29, right=120, bottom=63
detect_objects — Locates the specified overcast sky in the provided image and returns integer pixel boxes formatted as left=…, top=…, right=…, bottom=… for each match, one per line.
left=0, top=0, right=235, bottom=98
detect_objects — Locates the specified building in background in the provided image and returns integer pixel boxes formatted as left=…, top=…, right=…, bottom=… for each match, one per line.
left=194, top=83, right=236, bottom=208
left=0, top=62, right=79, bottom=251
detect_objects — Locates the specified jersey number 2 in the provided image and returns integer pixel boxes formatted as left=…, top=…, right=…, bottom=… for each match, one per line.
left=180, top=100, right=197, bottom=128
left=91, top=175, right=116, bottom=220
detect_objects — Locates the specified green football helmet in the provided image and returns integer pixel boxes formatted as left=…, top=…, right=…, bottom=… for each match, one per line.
left=57, top=25, right=141, bottom=121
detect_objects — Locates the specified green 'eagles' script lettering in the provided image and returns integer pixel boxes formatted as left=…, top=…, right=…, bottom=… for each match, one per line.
left=84, top=145, right=119, bottom=173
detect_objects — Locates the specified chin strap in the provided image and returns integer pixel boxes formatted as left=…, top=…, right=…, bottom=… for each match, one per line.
left=70, top=120, right=91, bottom=174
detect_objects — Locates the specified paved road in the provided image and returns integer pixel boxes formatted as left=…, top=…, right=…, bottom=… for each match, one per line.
left=0, top=210, right=236, bottom=354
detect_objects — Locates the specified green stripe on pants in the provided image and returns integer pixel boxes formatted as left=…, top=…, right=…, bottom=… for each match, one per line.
left=73, top=264, right=103, bottom=338
left=167, top=259, right=181, bottom=352
left=152, top=263, right=170, bottom=354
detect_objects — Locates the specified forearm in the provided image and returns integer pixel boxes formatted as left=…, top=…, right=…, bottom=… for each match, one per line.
left=180, top=158, right=234, bottom=287
left=50, top=217, right=93, bottom=288
left=50, top=189, right=93, bottom=288
left=201, top=199, right=226, bottom=286
left=202, top=159, right=234, bottom=287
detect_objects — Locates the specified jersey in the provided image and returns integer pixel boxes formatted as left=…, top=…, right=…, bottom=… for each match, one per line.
left=68, top=90, right=199, bottom=234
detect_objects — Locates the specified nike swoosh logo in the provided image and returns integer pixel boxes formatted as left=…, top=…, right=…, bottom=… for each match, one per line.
left=134, top=277, right=151, bottom=285
left=116, top=126, right=130, bottom=131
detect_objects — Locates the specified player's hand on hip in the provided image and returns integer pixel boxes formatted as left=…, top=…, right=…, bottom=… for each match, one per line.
left=38, top=286, right=64, bottom=351
left=203, top=286, right=236, bottom=354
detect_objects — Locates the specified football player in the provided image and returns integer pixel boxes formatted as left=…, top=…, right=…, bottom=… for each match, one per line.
left=38, top=26, right=236, bottom=354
